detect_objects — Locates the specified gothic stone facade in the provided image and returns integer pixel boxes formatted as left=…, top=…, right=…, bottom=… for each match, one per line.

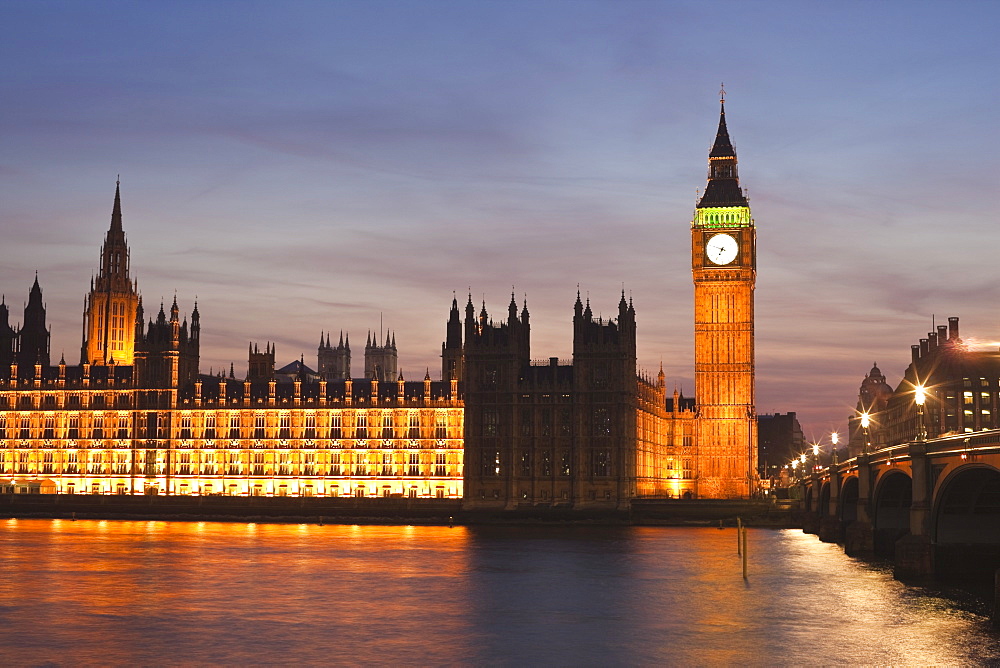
left=458, top=293, right=695, bottom=510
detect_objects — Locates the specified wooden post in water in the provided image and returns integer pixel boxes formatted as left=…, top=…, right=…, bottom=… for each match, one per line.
left=742, top=526, right=748, bottom=579
left=993, top=567, right=1000, bottom=628
left=737, top=517, right=742, bottom=555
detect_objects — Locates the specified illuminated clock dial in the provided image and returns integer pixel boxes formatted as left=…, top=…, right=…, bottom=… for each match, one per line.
left=706, top=233, right=739, bottom=265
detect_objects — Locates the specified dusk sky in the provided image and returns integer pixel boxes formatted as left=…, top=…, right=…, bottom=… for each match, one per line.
left=2, top=1, right=999, bottom=440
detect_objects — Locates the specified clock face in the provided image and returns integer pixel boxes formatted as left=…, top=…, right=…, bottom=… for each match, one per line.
left=706, top=233, right=739, bottom=265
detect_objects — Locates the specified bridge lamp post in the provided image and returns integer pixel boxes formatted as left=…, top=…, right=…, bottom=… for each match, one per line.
left=811, top=442, right=820, bottom=471
left=914, top=384, right=927, bottom=442
left=860, top=412, right=871, bottom=454
left=830, top=432, right=839, bottom=464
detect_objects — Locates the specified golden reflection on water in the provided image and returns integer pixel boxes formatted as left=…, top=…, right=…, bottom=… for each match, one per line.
left=0, top=520, right=996, bottom=665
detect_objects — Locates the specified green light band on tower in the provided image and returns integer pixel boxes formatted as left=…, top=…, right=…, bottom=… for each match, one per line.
left=692, top=206, right=753, bottom=229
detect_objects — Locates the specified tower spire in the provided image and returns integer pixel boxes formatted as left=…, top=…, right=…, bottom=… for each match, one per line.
left=698, top=90, right=746, bottom=208
left=110, top=177, right=123, bottom=233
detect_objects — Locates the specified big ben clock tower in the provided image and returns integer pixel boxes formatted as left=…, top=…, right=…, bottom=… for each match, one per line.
left=691, top=92, right=758, bottom=498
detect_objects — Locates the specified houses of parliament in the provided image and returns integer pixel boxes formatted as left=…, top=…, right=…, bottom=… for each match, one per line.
left=0, top=102, right=758, bottom=506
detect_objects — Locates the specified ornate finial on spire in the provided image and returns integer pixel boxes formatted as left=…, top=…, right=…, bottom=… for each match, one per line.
left=719, top=82, right=726, bottom=104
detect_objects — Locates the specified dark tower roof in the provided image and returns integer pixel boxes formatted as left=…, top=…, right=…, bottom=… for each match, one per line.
left=697, top=99, right=748, bottom=208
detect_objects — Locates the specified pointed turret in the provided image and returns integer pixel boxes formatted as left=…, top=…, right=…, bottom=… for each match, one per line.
left=0, top=295, right=15, bottom=372
left=464, top=292, right=476, bottom=339
left=18, top=275, right=50, bottom=373
left=190, top=301, right=200, bottom=337
left=443, top=292, right=465, bottom=382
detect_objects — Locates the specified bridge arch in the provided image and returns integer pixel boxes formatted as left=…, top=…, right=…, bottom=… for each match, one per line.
left=819, top=481, right=831, bottom=517
left=803, top=483, right=814, bottom=513
left=933, top=464, right=1000, bottom=545
left=932, top=464, right=1000, bottom=583
left=872, top=470, right=911, bottom=557
left=838, top=475, right=859, bottom=525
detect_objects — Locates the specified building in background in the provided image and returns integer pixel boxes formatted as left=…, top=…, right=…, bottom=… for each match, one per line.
left=846, top=362, right=893, bottom=456
left=757, top=412, right=804, bottom=482
left=848, top=318, right=1000, bottom=453
left=0, top=101, right=763, bottom=503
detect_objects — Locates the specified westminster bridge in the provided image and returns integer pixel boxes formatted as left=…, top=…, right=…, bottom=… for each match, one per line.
left=798, top=429, right=1000, bottom=591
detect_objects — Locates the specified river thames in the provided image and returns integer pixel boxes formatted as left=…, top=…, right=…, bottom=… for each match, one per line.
left=0, top=519, right=997, bottom=665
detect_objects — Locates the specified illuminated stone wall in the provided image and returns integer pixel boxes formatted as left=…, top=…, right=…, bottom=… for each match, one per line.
left=0, top=372, right=463, bottom=499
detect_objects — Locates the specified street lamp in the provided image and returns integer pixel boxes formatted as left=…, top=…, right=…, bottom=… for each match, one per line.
left=830, top=432, right=839, bottom=464
left=914, top=384, right=927, bottom=442
left=811, top=442, right=820, bottom=471
left=860, top=412, right=871, bottom=454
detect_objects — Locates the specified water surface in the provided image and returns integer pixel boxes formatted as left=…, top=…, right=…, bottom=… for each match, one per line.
left=0, top=519, right=997, bottom=665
